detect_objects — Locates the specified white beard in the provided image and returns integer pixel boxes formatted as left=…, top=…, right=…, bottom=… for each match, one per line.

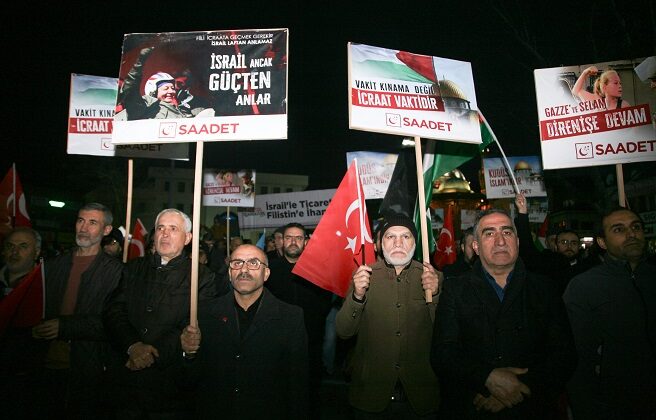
left=383, top=244, right=416, bottom=267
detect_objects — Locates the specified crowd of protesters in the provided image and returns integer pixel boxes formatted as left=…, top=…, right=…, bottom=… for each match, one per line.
left=1, top=197, right=654, bottom=419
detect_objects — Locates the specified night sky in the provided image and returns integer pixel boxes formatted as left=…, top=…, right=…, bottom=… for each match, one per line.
left=4, top=1, right=654, bottom=200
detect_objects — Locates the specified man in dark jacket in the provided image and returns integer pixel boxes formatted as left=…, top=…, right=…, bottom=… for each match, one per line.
left=103, top=209, right=218, bottom=418
left=181, top=244, right=309, bottom=419
left=564, top=207, right=656, bottom=419
left=265, top=222, right=332, bottom=415
left=432, top=209, right=576, bottom=419
left=31, top=203, right=124, bottom=418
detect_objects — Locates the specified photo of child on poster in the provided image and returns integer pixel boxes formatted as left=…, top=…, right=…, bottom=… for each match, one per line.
left=203, top=169, right=256, bottom=207
left=115, top=29, right=288, bottom=121
left=533, top=57, right=656, bottom=170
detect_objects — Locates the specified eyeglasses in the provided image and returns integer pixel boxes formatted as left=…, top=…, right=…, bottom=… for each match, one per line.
left=228, top=258, right=267, bottom=270
left=557, top=239, right=579, bottom=247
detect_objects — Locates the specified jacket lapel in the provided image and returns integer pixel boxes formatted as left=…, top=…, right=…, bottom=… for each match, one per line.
left=467, top=262, right=502, bottom=314
left=498, top=258, right=526, bottom=315
left=242, top=289, right=281, bottom=343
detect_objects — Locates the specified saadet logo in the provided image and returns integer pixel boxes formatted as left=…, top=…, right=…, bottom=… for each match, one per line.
left=101, top=137, right=114, bottom=150
left=159, top=122, right=177, bottom=138
left=575, top=142, right=594, bottom=159
left=385, top=113, right=401, bottom=127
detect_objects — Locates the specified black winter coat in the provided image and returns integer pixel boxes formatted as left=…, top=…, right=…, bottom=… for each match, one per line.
left=431, top=258, right=577, bottom=420
left=103, top=251, right=217, bottom=412
left=182, top=289, right=309, bottom=419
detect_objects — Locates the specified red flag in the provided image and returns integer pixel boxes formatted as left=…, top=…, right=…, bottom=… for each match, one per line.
left=432, top=206, right=457, bottom=270
left=396, top=51, right=438, bottom=83
left=292, top=163, right=375, bottom=297
left=128, top=218, right=149, bottom=260
left=536, top=215, right=549, bottom=251
left=0, top=263, right=44, bottom=335
left=0, top=165, right=32, bottom=236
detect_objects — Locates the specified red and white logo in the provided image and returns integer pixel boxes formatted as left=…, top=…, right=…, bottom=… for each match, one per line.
left=159, top=122, right=177, bottom=138
left=386, top=113, right=401, bottom=127
left=575, top=142, right=594, bottom=159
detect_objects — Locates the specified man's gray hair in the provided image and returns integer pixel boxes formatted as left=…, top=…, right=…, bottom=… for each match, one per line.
left=472, top=208, right=516, bottom=240
left=80, top=202, right=113, bottom=226
left=155, top=208, right=192, bottom=233
left=6, top=226, right=42, bottom=250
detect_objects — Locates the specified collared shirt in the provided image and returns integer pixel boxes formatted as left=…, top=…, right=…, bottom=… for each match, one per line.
left=483, top=269, right=514, bottom=301
left=234, top=293, right=263, bottom=339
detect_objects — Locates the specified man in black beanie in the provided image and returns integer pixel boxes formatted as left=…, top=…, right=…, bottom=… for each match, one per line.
left=336, top=213, right=441, bottom=418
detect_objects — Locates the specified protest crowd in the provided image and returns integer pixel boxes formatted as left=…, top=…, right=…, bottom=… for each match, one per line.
left=2, top=16, right=655, bottom=420
left=1, top=188, right=654, bottom=419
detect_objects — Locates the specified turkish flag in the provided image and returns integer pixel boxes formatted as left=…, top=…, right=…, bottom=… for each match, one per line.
left=432, top=205, right=457, bottom=270
left=128, top=218, right=149, bottom=260
left=292, top=163, right=375, bottom=297
left=0, top=263, right=44, bottom=336
left=0, top=165, right=32, bottom=237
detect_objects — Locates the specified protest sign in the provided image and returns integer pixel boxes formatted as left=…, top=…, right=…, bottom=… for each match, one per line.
left=482, top=156, right=547, bottom=199
left=345, top=151, right=397, bottom=199
left=348, top=43, right=481, bottom=143
left=534, top=57, right=656, bottom=169
left=202, top=169, right=255, bottom=207
left=112, top=29, right=288, bottom=144
left=68, top=74, right=188, bottom=159
left=238, top=189, right=336, bottom=229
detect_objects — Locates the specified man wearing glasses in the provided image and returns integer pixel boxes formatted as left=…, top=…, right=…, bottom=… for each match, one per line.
left=552, top=230, right=598, bottom=295
left=564, top=208, right=656, bottom=419
left=180, top=244, right=309, bottom=418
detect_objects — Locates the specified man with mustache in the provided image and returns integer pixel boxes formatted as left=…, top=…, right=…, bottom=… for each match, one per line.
left=336, top=214, right=441, bottom=418
left=103, top=209, right=218, bottom=418
left=265, top=222, right=332, bottom=416
left=1, top=226, right=41, bottom=297
left=31, top=203, right=123, bottom=418
left=180, top=244, right=308, bottom=418
left=432, top=209, right=576, bottom=419
left=564, top=208, right=656, bottom=419
left=0, top=227, right=42, bottom=418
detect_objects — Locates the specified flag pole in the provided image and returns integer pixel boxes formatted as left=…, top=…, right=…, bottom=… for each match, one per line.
left=414, top=137, right=432, bottom=303
left=616, top=164, right=626, bottom=207
left=353, top=158, right=367, bottom=265
left=190, top=142, right=204, bottom=328
left=11, top=163, right=16, bottom=227
left=40, top=257, right=45, bottom=320
left=122, top=159, right=134, bottom=263
left=226, top=205, right=231, bottom=261
left=485, top=118, right=520, bottom=194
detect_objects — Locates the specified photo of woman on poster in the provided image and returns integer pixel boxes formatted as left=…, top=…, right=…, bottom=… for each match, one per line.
left=571, top=65, right=631, bottom=110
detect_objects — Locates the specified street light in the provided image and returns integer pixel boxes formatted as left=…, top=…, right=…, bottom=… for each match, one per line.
left=49, top=200, right=65, bottom=208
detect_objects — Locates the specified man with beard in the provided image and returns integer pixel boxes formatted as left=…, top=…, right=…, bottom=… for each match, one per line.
left=103, top=209, right=219, bottom=418
left=564, top=208, right=656, bottom=419
left=265, top=222, right=332, bottom=416
left=180, top=244, right=309, bottom=418
left=31, top=203, right=124, bottom=418
left=514, top=193, right=597, bottom=296
left=336, top=214, right=441, bottom=418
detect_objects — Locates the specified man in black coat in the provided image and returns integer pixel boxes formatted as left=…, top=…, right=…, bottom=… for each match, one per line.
left=181, top=244, right=308, bottom=419
left=431, top=209, right=576, bottom=419
left=265, top=222, right=332, bottom=415
left=103, top=209, right=218, bottom=418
